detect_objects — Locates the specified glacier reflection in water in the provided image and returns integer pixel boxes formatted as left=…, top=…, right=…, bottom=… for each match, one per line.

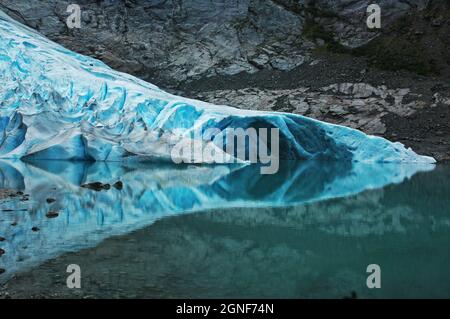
left=0, top=160, right=434, bottom=284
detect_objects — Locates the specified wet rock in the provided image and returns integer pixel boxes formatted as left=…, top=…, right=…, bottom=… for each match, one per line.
left=10, top=222, right=17, bottom=227
left=270, top=56, right=304, bottom=71
left=0, top=248, right=4, bottom=256
left=113, top=181, right=123, bottom=190
left=385, top=95, right=395, bottom=105
left=81, top=182, right=111, bottom=191
left=46, top=198, right=56, bottom=204
left=0, top=268, right=5, bottom=275
left=46, top=212, right=59, bottom=219
left=31, top=227, right=40, bottom=232
left=248, top=54, right=270, bottom=69
left=0, top=237, right=5, bottom=242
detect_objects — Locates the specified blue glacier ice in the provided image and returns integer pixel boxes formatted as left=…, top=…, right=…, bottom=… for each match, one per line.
left=0, top=11, right=436, bottom=164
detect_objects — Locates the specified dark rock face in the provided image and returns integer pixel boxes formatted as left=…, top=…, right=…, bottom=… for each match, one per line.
left=354, top=1, right=450, bottom=77
left=0, top=0, right=449, bottom=160
left=0, top=0, right=306, bottom=86
left=0, top=0, right=429, bottom=86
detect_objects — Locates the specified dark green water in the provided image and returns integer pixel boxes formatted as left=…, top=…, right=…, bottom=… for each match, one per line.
left=0, top=161, right=449, bottom=298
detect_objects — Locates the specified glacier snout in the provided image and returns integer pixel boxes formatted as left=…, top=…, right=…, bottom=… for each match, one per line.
left=0, top=10, right=436, bottom=165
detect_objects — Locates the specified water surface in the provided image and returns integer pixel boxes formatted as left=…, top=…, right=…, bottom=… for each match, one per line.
left=0, top=160, right=448, bottom=298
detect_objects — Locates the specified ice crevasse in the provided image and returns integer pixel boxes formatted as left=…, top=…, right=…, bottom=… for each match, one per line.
left=0, top=10, right=436, bottom=164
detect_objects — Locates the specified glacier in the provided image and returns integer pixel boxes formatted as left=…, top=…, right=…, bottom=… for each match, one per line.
left=0, top=10, right=436, bottom=164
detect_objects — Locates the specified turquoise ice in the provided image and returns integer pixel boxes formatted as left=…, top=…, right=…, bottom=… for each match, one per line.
left=0, top=10, right=436, bottom=164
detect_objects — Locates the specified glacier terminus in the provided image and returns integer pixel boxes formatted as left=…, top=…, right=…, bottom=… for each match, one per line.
left=0, top=10, right=436, bottom=167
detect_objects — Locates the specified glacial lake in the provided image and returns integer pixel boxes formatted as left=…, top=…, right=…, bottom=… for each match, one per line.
left=0, top=160, right=449, bottom=298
